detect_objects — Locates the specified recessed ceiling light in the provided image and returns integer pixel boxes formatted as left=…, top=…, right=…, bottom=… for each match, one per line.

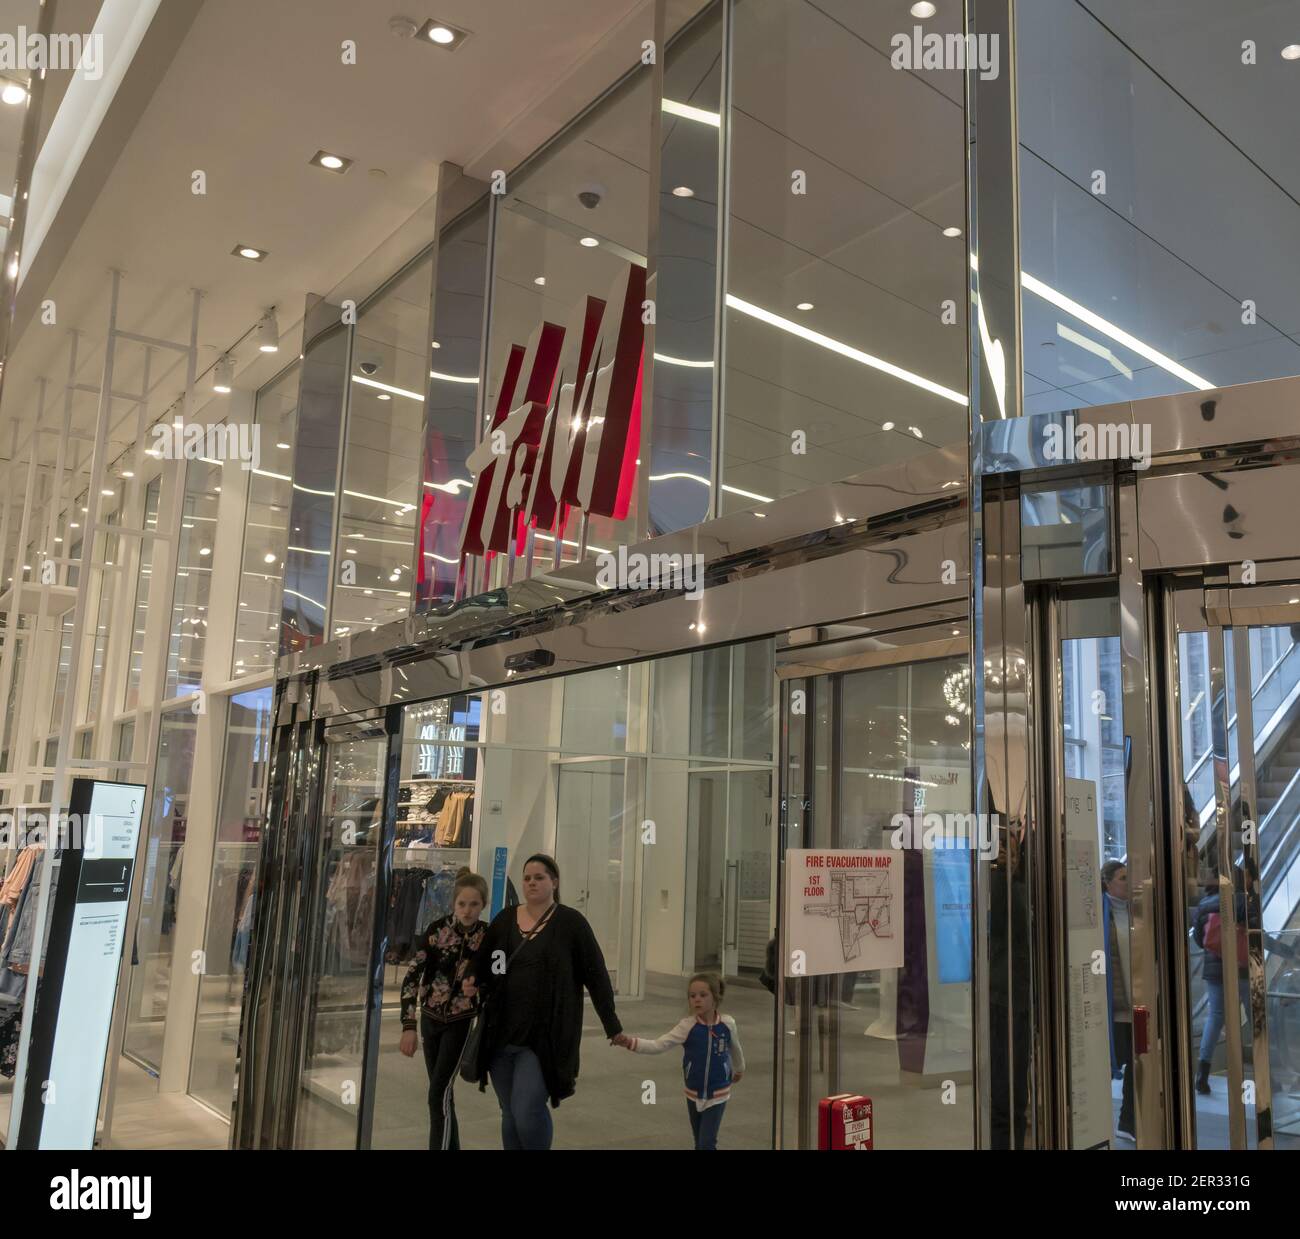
left=796, top=301, right=814, bottom=311
left=911, top=1, right=937, bottom=18
left=264, top=552, right=277, bottom=564
left=233, top=244, right=267, bottom=261
left=417, top=19, right=470, bottom=49
left=1283, top=44, right=1300, bottom=60
left=881, top=421, right=895, bottom=431
left=122, top=470, right=134, bottom=478
left=1, top=81, right=27, bottom=106
left=580, top=236, right=600, bottom=248
left=311, top=150, right=352, bottom=173
left=199, top=547, right=211, bottom=556
left=910, top=426, right=924, bottom=438
left=534, top=276, right=546, bottom=286
left=101, top=488, right=114, bottom=497
left=431, top=340, right=441, bottom=348
left=277, top=441, right=290, bottom=450
left=942, top=226, right=962, bottom=238
left=377, top=393, right=391, bottom=401
left=671, top=185, right=695, bottom=198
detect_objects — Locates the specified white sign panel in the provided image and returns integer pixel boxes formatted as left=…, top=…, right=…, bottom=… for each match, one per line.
left=36, top=781, right=143, bottom=1149
left=784, top=849, right=904, bottom=976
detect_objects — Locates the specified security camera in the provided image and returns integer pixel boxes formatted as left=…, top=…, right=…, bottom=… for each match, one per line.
left=577, top=182, right=606, bottom=210
left=359, top=361, right=380, bottom=376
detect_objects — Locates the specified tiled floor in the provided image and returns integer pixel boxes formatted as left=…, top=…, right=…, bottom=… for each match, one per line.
left=101, top=1058, right=229, bottom=1150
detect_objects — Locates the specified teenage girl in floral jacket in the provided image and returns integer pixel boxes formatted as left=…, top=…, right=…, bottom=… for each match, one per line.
left=399, top=870, right=488, bottom=1149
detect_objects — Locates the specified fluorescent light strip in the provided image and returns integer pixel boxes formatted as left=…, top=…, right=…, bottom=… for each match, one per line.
left=1057, top=322, right=1133, bottom=381
left=648, top=470, right=774, bottom=504
left=1021, top=271, right=1213, bottom=390
left=283, top=587, right=325, bottom=613
left=423, top=552, right=461, bottom=564
left=425, top=479, right=473, bottom=493
left=662, top=98, right=720, bottom=127
left=726, top=294, right=968, bottom=406
left=353, top=374, right=424, bottom=401
left=654, top=352, right=714, bottom=368
left=430, top=369, right=479, bottom=385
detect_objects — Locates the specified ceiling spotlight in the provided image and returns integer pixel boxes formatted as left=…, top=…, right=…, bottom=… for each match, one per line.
left=377, top=393, right=391, bottom=401
left=942, top=226, right=962, bottom=238
left=671, top=185, right=695, bottom=198
left=233, top=244, right=267, bottom=262
left=911, top=1, right=937, bottom=18
left=1, top=81, right=27, bottom=106
left=199, top=547, right=211, bottom=557
left=122, top=470, right=134, bottom=478
left=881, top=421, right=895, bottom=431
left=101, top=488, right=114, bottom=497
left=276, top=441, right=290, bottom=450
left=256, top=309, right=279, bottom=352
left=534, top=276, right=546, bottom=286
left=417, top=19, right=470, bottom=48
left=213, top=354, right=234, bottom=393
left=579, top=236, right=600, bottom=248
left=796, top=301, right=814, bottom=311
left=264, top=552, right=277, bottom=564
left=311, top=150, right=352, bottom=173
left=1283, top=44, right=1300, bottom=60
left=910, top=426, right=924, bottom=438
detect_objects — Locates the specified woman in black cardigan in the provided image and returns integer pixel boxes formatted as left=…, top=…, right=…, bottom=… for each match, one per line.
left=462, top=853, right=622, bottom=1149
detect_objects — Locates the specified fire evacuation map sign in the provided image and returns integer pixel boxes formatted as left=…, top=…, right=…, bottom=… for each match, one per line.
left=784, top=849, right=904, bottom=976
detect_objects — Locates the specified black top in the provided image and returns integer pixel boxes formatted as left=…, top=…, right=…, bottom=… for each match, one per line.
left=465, top=903, right=622, bottom=1108
left=495, top=919, right=549, bottom=1047
left=398, top=914, right=487, bottom=1029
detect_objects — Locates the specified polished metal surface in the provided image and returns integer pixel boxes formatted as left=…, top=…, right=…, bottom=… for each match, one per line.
left=1228, top=623, right=1273, bottom=1148
left=1162, top=580, right=1199, bottom=1146
left=1116, top=480, right=1167, bottom=1147
left=1020, top=481, right=1113, bottom=580
left=304, top=513, right=969, bottom=719
left=1205, top=622, right=1248, bottom=1148
left=286, top=440, right=969, bottom=681
left=1138, top=459, right=1300, bottom=570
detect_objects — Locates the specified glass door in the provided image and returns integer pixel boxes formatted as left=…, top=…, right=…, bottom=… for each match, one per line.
left=1168, top=580, right=1300, bottom=1149
left=776, top=623, right=975, bottom=1149
left=233, top=703, right=396, bottom=1149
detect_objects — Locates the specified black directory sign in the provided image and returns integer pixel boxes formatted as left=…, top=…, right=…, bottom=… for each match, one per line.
left=17, top=778, right=144, bottom=1149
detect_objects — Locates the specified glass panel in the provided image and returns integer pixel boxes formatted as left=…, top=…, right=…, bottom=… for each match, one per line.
left=166, top=459, right=222, bottom=701
left=723, top=0, right=967, bottom=514
left=188, top=686, right=272, bottom=1114
left=295, top=727, right=385, bottom=1149
left=367, top=642, right=774, bottom=1149
left=780, top=657, right=973, bottom=1149
left=85, top=494, right=122, bottom=719
left=417, top=202, right=487, bottom=608
left=235, top=365, right=299, bottom=678
left=1017, top=0, right=1300, bottom=413
left=1060, top=629, right=1131, bottom=1147
left=123, top=479, right=161, bottom=710
left=473, top=40, right=651, bottom=590
left=1243, top=628, right=1300, bottom=1148
left=333, top=261, right=430, bottom=637
left=649, top=1, right=722, bottom=534
left=124, top=709, right=198, bottom=1071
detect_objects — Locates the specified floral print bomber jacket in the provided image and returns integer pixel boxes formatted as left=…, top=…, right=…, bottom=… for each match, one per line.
left=399, top=914, right=487, bottom=1028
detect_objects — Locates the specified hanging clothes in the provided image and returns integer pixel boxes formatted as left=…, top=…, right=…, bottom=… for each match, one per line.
left=416, top=866, right=459, bottom=932
left=434, top=791, right=473, bottom=847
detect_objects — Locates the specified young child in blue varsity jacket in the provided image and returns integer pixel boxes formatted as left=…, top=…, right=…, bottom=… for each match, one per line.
left=613, top=973, right=745, bottom=1150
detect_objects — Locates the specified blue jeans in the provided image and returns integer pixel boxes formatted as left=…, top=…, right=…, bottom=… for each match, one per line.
left=488, top=1045, right=553, bottom=1150
left=687, top=1100, right=726, bottom=1150
left=1200, top=976, right=1250, bottom=1063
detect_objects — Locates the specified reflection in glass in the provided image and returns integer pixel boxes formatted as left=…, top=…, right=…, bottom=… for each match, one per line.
left=124, top=709, right=198, bottom=1072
